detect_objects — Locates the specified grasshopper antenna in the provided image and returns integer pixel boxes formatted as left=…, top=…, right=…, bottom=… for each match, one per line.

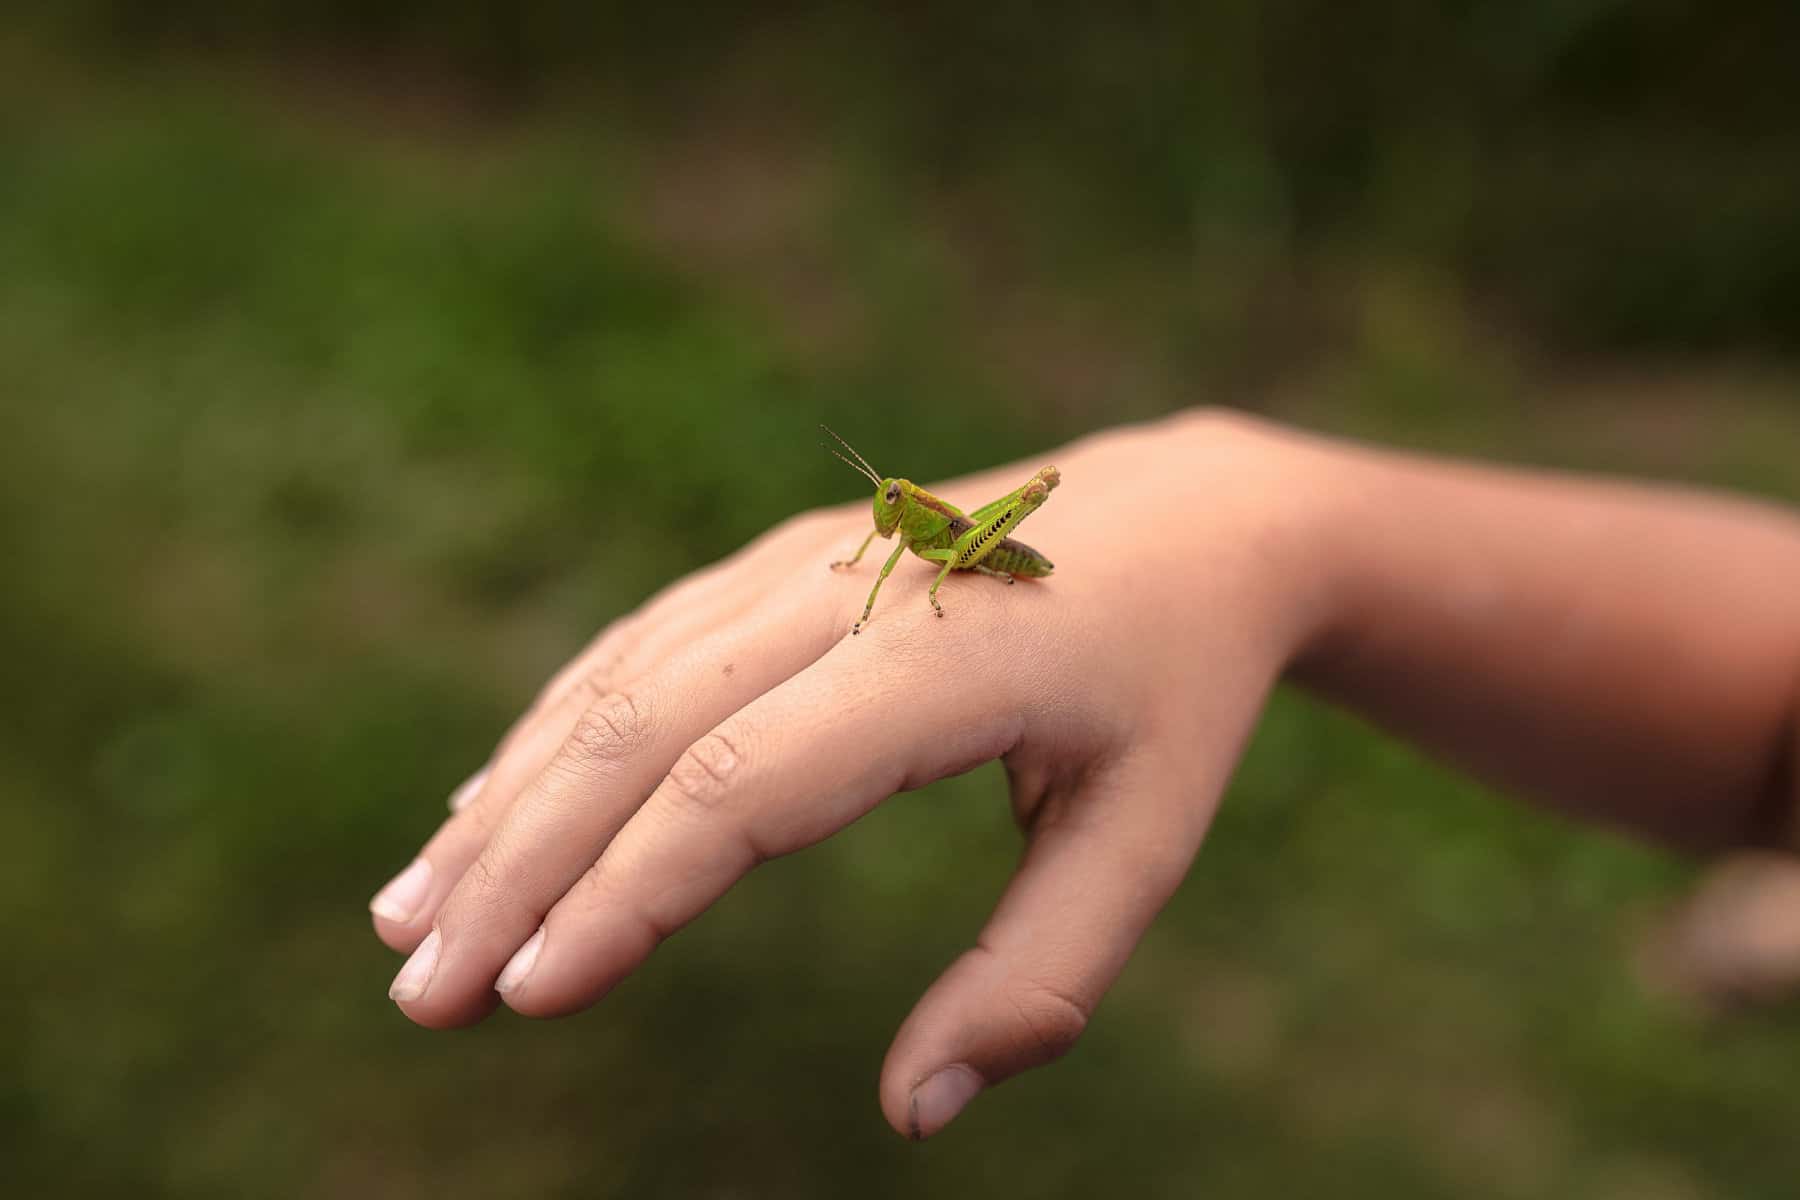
left=820, top=424, right=881, bottom=486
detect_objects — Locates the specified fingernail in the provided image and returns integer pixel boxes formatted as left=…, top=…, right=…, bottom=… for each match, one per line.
left=495, top=928, right=544, bottom=995
left=907, top=1065, right=983, bottom=1140
left=369, top=857, right=433, bottom=923
left=388, top=929, right=441, bottom=1003
left=448, top=767, right=489, bottom=813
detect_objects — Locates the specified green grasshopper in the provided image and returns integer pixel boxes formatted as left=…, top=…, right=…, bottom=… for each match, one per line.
left=822, top=426, right=1060, bottom=634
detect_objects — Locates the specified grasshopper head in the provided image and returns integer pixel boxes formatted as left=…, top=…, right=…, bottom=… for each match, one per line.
left=873, top=478, right=907, bottom=535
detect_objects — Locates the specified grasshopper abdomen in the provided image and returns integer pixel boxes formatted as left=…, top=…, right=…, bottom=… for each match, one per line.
left=982, top=538, right=1054, bottom=578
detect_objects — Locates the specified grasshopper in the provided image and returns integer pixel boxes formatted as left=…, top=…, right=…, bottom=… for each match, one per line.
left=822, top=426, right=1060, bottom=634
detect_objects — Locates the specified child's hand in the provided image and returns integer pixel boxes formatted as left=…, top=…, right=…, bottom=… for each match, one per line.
left=369, top=403, right=1800, bottom=1138
left=369, top=411, right=1333, bottom=1138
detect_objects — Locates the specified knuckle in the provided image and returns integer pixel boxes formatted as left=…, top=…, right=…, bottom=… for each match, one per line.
left=460, top=855, right=507, bottom=908
left=437, top=857, right=511, bottom=940
left=558, top=673, right=609, bottom=725
left=565, top=691, right=651, bottom=767
left=536, top=619, right=634, bottom=710
left=556, top=612, right=649, bottom=700
left=1007, top=981, right=1092, bottom=1064
left=661, top=731, right=747, bottom=814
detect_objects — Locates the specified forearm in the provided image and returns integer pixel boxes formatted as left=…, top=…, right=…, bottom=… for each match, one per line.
left=1272, top=423, right=1800, bottom=849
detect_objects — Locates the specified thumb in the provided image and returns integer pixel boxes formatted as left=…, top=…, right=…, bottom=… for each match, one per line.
left=878, top=752, right=1206, bottom=1139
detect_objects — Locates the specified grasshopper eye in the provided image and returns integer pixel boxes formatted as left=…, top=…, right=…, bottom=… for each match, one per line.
left=884, top=483, right=901, bottom=505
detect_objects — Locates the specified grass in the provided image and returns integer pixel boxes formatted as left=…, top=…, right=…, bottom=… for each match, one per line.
left=3, top=39, right=1799, bottom=1200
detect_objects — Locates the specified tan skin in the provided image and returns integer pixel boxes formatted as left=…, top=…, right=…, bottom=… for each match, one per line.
left=369, top=409, right=1800, bottom=1139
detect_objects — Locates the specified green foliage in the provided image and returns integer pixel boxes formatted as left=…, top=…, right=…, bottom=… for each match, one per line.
left=15, top=2, right=1800, bottom=350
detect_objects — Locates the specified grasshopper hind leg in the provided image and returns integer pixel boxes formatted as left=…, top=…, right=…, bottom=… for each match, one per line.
left=914, top=552, right=1017, bottom=622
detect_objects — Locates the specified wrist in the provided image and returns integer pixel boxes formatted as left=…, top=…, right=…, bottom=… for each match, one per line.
left=1155, top=408, right=1359, bottom=673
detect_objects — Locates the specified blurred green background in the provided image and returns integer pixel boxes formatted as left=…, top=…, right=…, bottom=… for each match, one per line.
left=3, top=5, right=1798, bottom=1197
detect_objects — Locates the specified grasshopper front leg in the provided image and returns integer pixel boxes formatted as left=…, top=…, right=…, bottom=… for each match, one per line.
left=830, top=529, right=877, bottom=571
left=852, top=539, right=909, bottom=634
